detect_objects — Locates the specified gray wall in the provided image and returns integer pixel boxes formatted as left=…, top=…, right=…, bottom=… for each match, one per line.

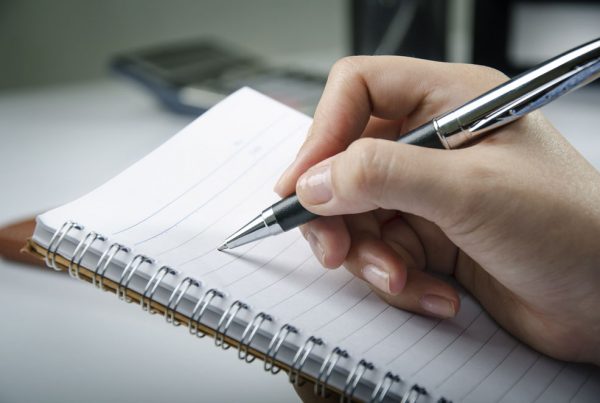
left=0, top=0, right=349, bottom=89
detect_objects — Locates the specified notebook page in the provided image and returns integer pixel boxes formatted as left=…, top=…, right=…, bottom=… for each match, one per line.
left=36, top=88, right=599, bottom=402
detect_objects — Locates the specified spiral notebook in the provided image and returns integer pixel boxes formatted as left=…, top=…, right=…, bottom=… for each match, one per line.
left=28, top=88, right=599, bottom=402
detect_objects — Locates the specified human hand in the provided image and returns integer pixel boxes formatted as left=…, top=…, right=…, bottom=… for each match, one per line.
left=275, top=56, right=600, bottom=365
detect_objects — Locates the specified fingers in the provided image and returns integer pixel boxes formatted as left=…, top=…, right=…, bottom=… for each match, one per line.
left=379, top=215, right=426, bottom=271
left=274, top=56, right=459, bottom=197
left=361, top=116, right=406, bottom=141
left=295, top=137, right=469, bottom=227
left=342, top=228, right=460, bottom=319
left=346, top=231, right=408, bottom=295
left=275, top=115, right=404, bottom=198
left=375, top=268, right=460, bottom=319
left=348, top=215, right=459, bottom=317
left=302, top=210, right=461, bottom=318
left=298, top=216, right=349, bottom=269
left=401, top=214, right=457, bottom=275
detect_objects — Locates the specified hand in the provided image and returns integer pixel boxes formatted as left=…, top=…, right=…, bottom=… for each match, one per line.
left=275, top=56, right=600, bottom=366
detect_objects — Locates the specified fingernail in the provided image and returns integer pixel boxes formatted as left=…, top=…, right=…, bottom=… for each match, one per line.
left=306, top=231, right=325, bottom=264
left=420, top=294, right=456, bottom=318
left=297, top=162, right=332, bottom=205
left=274, top=164, right=294, bottom=195
left=361, top=264, right=390, bottom=294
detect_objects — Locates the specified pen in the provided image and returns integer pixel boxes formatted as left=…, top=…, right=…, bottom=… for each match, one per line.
left=218, top=38, right=600, bottom=251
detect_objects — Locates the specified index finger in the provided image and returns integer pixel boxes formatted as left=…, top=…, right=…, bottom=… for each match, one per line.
left=274, top=55, right=457, bottom=197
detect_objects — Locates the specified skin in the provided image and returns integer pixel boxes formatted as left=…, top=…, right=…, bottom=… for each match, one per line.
left=273, top=56, right=600, bottom=385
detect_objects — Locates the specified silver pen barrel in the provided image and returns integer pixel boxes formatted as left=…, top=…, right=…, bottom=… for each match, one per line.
left=434, top=38, right=600, bottom=149
left=218, top=207, right=283, bottom=250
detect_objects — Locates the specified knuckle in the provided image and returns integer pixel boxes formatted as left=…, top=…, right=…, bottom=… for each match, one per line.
left=329, top=56, right=364, bottom=81
left=345, top=138, right=389, bottom=199
left=451, top=64, right=509, bottom=96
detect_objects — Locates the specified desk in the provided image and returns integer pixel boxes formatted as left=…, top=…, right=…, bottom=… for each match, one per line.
left=0, top=79, right=598, bottom=403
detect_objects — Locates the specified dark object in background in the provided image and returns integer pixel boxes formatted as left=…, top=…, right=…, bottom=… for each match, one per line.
left=473, top=0, right=600, bottom=76
left=352, top=0, right=600, bottom=79
left=111, top=40, right=326, bottom=116
left=352, top=0, right=448, bottom=60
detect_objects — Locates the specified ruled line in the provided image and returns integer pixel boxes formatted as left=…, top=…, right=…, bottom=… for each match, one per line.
left=289, top=277, right=356, bottom=320
left=459, top=341, right=519, bottom=401
left=111, top=112, right=288, bottom=235
left=360, top=312, right=415, bottom=355
left=495, top=355, right=541, bottom=402
left=291, top=277, right=357, bottom=320
left=386, top=306, right=482, bottom=367
left=335, top=305, right=390, bottom=344
left=433, top=327, right=501, bottom=388
left=132, top=122, right=303, bottom=245
left=410, top=311, right=486, bottom=377
left=568, top=369, right=594, bottom=402
left=532, top=363, right=567, bottom=403
left=154, top=158, right=290, bottom=257
left=382, top=294, right=467, bottom=367
left=223, top=236, right=302, bottom=286
left=60, top=88, right=599, bottom=403
left=312, top=291, right=374, bottom=333
left=243, top=253, right=313, bottom=300
left=265, top=269, right=329, bottom=311
left=180, top=237, right=264, bottom=272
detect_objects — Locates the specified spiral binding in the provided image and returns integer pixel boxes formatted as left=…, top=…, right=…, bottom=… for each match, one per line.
left=46, top=220, right=83, bottom=271
left=43, top=222, right=445, bottom=403
left=189, top=288, right=224, bottom=338
left=369, top=372, right=401, bottom=403
left=401, top=385, right=427, bottom=403
left=215, top=300, right=249, bottom=349
left=141, top=266, right=177, bottom=313
left=117, top=255, right=154, bottom=302
left=238, top=312, right=273, bottom=362
left=264, top=323, right=298, bottom=374
left=68, top=231, right=105, bottom=278
left=342, top=359, right=375, bottom=403
left=166, top=277, right=201, bottom=326
left=289, top=336, right=323, bottom=386
left=314, top=346, right=349, bottom=398
left=93, top=242, right=130, bottom=290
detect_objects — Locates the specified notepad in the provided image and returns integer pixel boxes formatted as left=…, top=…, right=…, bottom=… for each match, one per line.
left=30, top=88, right=599, bottom=402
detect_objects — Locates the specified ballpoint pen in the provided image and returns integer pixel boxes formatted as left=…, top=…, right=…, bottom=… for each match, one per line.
left=218, top=38, right=600, bottom=251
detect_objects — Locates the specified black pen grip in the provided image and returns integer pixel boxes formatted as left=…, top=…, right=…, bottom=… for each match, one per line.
left=272, top=194, right=319, bottom=231
left=272, top=122, right=442, bottom=234
left=398, top=121, right=445, bottom=149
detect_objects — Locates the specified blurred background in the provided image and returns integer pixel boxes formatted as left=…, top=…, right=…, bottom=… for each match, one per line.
left=3, top=1, right=600, bottom=91
left=1, top=1, right=599, bottom=403
left=2, top=0, right=599, bottom=117
left=0, top=0, right=347, bottom=93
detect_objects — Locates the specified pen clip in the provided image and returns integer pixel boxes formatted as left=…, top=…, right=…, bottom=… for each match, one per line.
left=468, top=58, right=600, bottom=135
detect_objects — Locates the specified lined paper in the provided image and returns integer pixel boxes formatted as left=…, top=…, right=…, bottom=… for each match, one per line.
left=36, top=88, right=599, bottom=402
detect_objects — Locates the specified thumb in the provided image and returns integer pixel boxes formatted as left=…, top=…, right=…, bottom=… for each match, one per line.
left=295, top=137, right=472, bottom=226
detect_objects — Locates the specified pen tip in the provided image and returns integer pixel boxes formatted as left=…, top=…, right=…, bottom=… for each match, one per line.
left=217, top=243, right=228, bottom=252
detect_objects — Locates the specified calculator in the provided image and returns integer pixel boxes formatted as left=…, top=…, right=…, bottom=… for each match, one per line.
left=111, top=40, right=326, bottom=116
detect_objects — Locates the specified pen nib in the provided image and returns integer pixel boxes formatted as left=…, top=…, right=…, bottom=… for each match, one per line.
left=217, top=243, right=228, bottom=252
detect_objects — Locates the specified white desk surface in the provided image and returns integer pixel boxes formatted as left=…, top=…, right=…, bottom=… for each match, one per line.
left=0, top=79, right=598, bottom=403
